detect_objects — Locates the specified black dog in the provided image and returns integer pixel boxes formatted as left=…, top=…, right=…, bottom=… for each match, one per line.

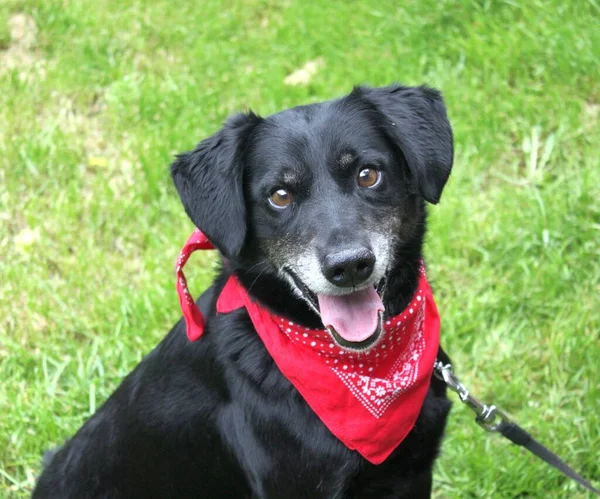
left=33, top=84, right=454, bottom=498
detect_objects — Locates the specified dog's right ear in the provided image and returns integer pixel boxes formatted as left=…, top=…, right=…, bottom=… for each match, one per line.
left=171, top=112, right=261, bottom=259
left=356, top=85, right=454, bottom=204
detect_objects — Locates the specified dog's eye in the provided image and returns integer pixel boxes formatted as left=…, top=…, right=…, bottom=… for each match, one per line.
left=357, top=167, right=381, bottom=188
left=269, top=189, right=293, bottom=209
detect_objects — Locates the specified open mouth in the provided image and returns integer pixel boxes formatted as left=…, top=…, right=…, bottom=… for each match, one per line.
left=328, top=311, right=384, bottom=351
left=285, top=268, right=386, bottom=352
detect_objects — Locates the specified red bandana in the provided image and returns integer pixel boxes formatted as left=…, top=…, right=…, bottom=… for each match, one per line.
left=176, top=229, right=440, bottom=464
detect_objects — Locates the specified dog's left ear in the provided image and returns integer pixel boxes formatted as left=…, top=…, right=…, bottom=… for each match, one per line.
left=358, top=85, right=454, bottom=204
left=171, top=112, right=261, bottom=258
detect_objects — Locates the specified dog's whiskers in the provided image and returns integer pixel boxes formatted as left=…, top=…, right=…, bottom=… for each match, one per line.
left=244, top=259, right=270, bottom=274
left=245, top=261, right=271, bottom=292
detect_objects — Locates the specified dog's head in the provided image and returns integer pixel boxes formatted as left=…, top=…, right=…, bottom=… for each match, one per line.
left=172, top=84, right=453, bottom=350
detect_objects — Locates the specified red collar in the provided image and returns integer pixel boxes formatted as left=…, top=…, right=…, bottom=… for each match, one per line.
left=176, top=229, right=440, bottom=464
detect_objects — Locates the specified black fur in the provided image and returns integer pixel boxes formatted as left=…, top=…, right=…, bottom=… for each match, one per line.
left=34, top=84, right=454, bottom=498
left=171, top=112, right=262, bottom=258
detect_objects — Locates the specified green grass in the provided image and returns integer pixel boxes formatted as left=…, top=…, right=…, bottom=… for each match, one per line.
left=1, top=0, right=599, bottom=497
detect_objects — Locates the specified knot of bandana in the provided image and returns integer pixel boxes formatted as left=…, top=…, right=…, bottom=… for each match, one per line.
left=175, top=228, right=215, bottom=341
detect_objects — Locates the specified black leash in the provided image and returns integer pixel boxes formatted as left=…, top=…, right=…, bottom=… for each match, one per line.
left=433, top=361, right=600, bottom=496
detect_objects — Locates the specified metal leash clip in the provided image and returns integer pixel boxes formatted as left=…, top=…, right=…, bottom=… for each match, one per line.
left=433, top=360, right=510, bottom=432
left=433, top=359, right=600, bottom=495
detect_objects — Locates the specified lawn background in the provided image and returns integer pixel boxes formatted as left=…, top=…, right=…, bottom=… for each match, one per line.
left=1, top=0, right=598, bottom=497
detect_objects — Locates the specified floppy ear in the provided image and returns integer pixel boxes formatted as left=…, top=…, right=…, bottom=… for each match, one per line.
left=359, top=84, right=454, bottom=204
left=171, top=112, right=261, bottom=258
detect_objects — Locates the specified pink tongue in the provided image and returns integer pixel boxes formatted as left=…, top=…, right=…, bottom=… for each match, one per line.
left=317, top=287, right=385, bottom=342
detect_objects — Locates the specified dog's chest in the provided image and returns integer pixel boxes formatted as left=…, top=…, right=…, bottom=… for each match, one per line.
left=219, top=384, right=443, bottom=499
left=210, top=311, right=448, bottom=498
left=219, top=395, right=363, bottom=498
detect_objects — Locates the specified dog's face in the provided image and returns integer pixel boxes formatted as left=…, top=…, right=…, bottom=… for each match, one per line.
left=172, top=85, right=453, bottom=351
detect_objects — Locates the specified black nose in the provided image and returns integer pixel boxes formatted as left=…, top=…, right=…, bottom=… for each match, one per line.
left=322, top=248, right=375, bottom=288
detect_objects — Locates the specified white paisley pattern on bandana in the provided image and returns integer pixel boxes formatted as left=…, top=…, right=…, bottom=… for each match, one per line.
left=275, top=283, right=428, bottom=419
left=333, top=306, right=426, bottom=418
